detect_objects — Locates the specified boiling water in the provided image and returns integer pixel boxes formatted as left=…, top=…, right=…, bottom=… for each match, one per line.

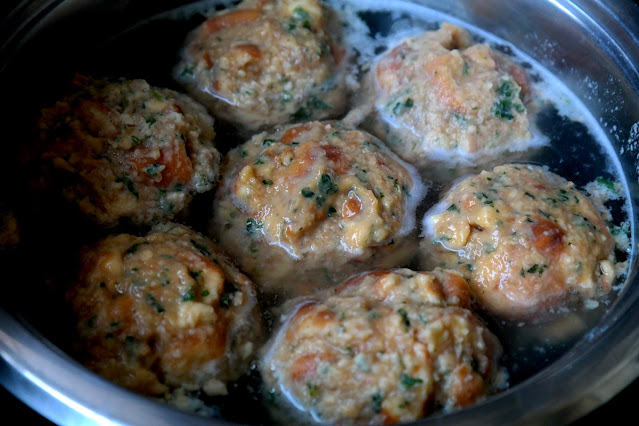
left=19, top=0, right=632, bottom=423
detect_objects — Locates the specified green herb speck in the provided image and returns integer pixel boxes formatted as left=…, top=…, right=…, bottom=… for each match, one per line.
left=398, top=308, right=410, bottom=330
left=246, top=218, right=263, bottom=234
left=307, top=383, right=319, bottom=397
left=401, top=374, right=424, bottom=388
left=183, top=286, right=196, bottom=302
left=595, top=177, right=616, bottom=191
left=372, top=393, right=384, bottom=414
left=146, top=293, right=165, bottom=313
left=146, top=163, right=162, bottom=176
left=190, top=239, right=211, bottom=256
left=116, top=177, right=139, bottom=198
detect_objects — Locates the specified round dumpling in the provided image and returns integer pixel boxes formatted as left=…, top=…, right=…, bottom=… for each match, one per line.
left=28, top=74, right=220, bottom=227
left=420, top=163, right=617, bottom=321
left=260, top=268, right=506, bottom=425
left=174, top=0, right=348, bottom=134
left=368, top=22, right=534, bottom=166
left=66, top=222, right=262, bottom=401
left=210, top=120, right=425, bottom=299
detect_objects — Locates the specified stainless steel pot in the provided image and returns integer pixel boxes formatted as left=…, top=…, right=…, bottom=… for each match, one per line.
left=1, top=1, right=638, bottom=425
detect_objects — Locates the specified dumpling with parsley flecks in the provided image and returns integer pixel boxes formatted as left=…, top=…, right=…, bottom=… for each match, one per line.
left=420, top=163, right=617, bottom=321
left=174, top=0, right=349, bottom=134
left=260, top=268, right=507, bottom=424
left=210, top=120, right=426, bottom=300
left=27, top=74, right=220, bottom=227
left=367, top=22, right=537, bottom=167
left=66, top=222, right=262, bottom=405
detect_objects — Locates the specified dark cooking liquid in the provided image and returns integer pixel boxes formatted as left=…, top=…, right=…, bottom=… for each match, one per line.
left=13, top=0, right=631, bottom=424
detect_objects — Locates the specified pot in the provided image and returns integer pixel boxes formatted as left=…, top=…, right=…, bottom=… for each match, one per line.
left=1, top=1, right=639, bottom=425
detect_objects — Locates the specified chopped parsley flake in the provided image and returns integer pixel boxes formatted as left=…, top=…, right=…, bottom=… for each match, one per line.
left=307, top=383, right=319, bottom=397
left=521, top=264, right=547, bottom=276
left=538, top=209, right=551, bottom=218
left=183, top=286, right=196, bottom=302
left=474, top=192, right=494, bottom=206
left=116, top=176, right=139, bottom=198
left=190, top=239, right=211, bottom=256
left=292, top=7, right=312, bottom=30
left=492, top=80, right=524, bottom=121
left=558, top=189, right=570, bottom=202
left=246, top=218, right=263, bottom=234
left=179, top=64, right=194, bottom=78
left=151, top=90, right=164, bottom=100
left=146, top=294, right=165, bottom=313
left=595, top=177, right=616, bottom=191
left=146, top=163, right=162, bottom=176
left=291, top=96, right=331, bottom=121
left=372, top=393, right=384, bottom=413
left=125, top=243, right=141, bottom=255
left=398, top=308, right=410, bottom=330
left=318, top=174, right=338, bottom=196
left=401, top=374, right=424, bottom=388
left=392, top=98, right=414, bottom=115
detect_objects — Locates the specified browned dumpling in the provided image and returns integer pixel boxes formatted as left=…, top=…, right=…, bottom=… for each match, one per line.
left=210, top=120, right=425, bottom=299
left=174, top=0, right=348, bottom=134
left=260, top=268, right=507, bottom=425
left=369, top=22, right=533, bottom=166
left=29, top=74, right=220, bottom=227
left=421, top=164, right=617, bottom=321
left=66, top=223, right=262, bottom=401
